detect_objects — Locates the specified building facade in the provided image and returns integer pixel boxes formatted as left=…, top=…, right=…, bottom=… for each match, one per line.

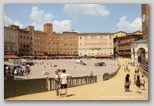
left=78, top=33, right=114, bottom=56
left=4, top=25, right=18, bottom=55
left=113, top=31, right=127, bottom=39
left=4, top=23, right=143, bottom=58
left=18, top=28, right=32, bottom=56
left=47, top=32, right=78, bottom=56
left=33, top=31, right=48, bottom=55
left=130, top=4, right=149, bottom=66
left=114, top=31, right=142, bottom=58
left=131, top=40, right=148, bottom=66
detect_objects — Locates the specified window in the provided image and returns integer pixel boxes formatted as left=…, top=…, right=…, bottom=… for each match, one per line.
left=10, top=47, right=13, bottom=51
left=109, top=35, right=112, bottom=39
left=4, top=46, right=7, bottom=50
left=5, top=32, right=7, bottom=36
left=80, top=36, right=82, bottom=39
left=92, top=36, right=95, bottom=39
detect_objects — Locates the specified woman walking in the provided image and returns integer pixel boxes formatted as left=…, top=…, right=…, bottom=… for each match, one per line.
left=134, top=70, right=137, bottom=85
left=136, top=75, right=141, bottom=93
left=124, top=74, right=131, bottom=92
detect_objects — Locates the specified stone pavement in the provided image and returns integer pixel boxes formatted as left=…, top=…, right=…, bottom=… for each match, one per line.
left=6, top=58, right=148, bottom=100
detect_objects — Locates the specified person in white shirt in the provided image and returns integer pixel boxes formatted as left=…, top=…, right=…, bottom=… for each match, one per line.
left=59, top=69, right=69, bottom=97
left=140, top=75, right=145, bottom=90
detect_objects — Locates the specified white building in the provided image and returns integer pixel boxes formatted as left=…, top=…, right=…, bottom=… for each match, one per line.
left=131, top=40, right=148, bottom=66
left=78, top=33, right=114, bottom=56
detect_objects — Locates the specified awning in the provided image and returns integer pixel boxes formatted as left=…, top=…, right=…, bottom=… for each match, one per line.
left=94, top=55, right=114, bottom=58
left=21, top=56, right=33, bottom=58
left=4, top=55, right=20, bottom=59
left=37, top=56, right=48, bottom=58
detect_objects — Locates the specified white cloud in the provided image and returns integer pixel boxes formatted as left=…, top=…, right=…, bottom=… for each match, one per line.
left=30, top=6, right=45, bottom=22
left=64, top=4, right=110, bottom=18
left=53, top=20, right=72, bottom=33
left=30, top=6, right=72, bottom=33
left=117, top=16, right=142, bottom=33
left=4, top=12, right=23, bottom=28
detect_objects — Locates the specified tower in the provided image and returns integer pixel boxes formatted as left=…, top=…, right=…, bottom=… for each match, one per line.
left=142, top=4, right=148, bottom=41
left=44, top=23, right=53, bottom=34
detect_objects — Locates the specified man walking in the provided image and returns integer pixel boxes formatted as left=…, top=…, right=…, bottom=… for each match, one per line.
left=59, top=69, right=69, bottom=97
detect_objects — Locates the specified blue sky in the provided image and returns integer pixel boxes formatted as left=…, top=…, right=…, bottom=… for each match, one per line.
left=4, top=4, right=142, bottom=33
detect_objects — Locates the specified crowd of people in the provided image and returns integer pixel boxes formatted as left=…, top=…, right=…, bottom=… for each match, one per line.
left=124, top=65, right=146, bottom=93
left=4, top=64, right=31, bottom=76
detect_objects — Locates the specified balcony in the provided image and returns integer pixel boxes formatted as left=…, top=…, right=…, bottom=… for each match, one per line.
left=118, top=52, right=131, bottom=55
left=4, top=50, right=16, bottom=54
left=118, top=47, right=131, bottom=51
left=118, top=40, right=135, bottom=45
left=23, top=44, right=30, bottom=48
left=4, top=41, right=16, bottom=45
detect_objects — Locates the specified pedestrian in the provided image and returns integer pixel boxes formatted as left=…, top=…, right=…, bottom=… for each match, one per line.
left=58, top=69, right=69, bottom=97
left=127, top=68, right=130, bottom=73
left=134, top=70, right=137, bottom=85
left=5, top=66, right=10, bottom=76
left=54, top=70, right=60, bottom=97
left=140, top=75, right=145, bottom=90
left=90, top=71, right=93, bottom=76
left=136, top=75, right=141, bottom=93
left=124, top=74, right=131, bottom=92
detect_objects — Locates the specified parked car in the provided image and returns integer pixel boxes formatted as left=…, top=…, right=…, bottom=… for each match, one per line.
left=23, top=62, right=34, bottom=66
left=95, top=62, right=106, bottom=67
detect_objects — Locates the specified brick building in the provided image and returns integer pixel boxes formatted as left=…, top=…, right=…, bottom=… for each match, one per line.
left=33, top=31, right=48, bottom=55
left=4, top=25, right=18, bottom=55
left=4, top=23, right=143, bottom=58
left=47, top=32, right=78, bottom=56
left=18, top=27, right=32, bottom=56
left=114, top=31, right=142, bottom=58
